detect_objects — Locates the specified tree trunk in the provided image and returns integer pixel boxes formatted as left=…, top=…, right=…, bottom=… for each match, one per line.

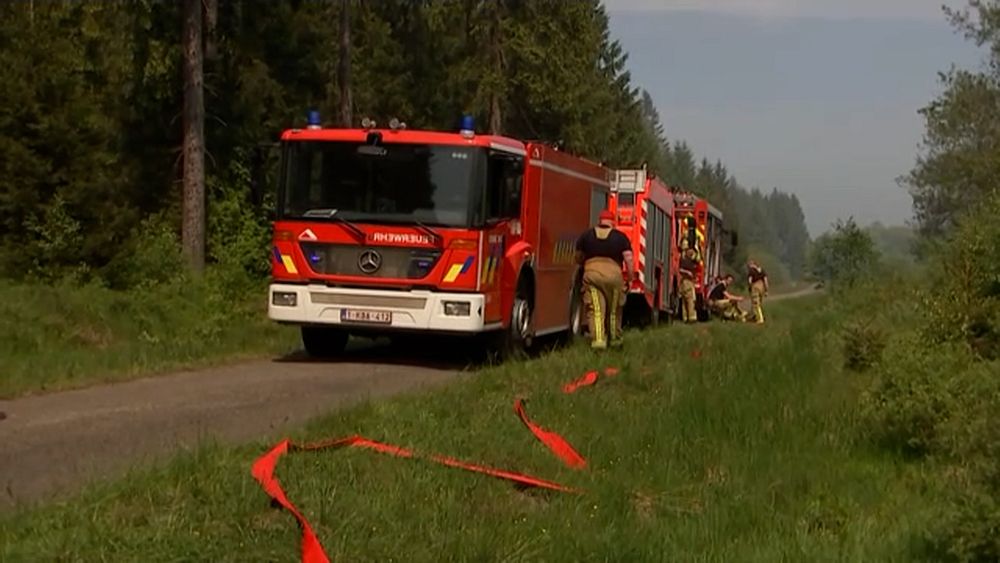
left=204, top=0, right=218, bottom=61
left=182, top=0, right=205, bottom=272
left=338, top=0, right=352, bottom=127
left=487, top=1, right=503, bottom=134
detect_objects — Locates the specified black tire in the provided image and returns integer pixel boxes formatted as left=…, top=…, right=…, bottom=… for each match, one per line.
left=301, top=326, right=349, bottom=358
left=566, top=284, right=586, bottom=345
left=489, top=276, right=535, bottom=361
left=669, top=279, right=680, bottom=322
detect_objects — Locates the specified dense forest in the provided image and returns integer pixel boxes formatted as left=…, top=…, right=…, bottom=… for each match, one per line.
left=0, top=0, right=810, bottom=289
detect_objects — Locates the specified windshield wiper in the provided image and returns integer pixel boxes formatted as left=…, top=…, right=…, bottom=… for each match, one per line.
left=412, top=221, right=444, bottom=247
left=301, top=208, right=366, bottom=242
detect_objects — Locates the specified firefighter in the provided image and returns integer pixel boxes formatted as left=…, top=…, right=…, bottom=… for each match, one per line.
left=747, top=259, right=769, bottom=324
left=575, top=210, right=633, bottom=349
left=678, top=248, right=699, bottom=324
left=708, top=274, right=747, bottom=322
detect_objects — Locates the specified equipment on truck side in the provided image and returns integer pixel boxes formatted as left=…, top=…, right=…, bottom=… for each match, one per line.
left=669, top=191, right=726, bottom=322
left=609, top=167, right=674, bottom=328
left=266, top=112, right=612, bottom=359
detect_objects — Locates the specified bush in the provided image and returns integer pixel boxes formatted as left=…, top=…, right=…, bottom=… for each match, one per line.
left=104, top=213, right=188, bottom=290
left=931, top=358, right=1000, bottom=562
left=808, top=217, right=881, bottom=290
left=923, top=193, right=1000, bottom=359
left=861, top=335, right=974, bottom=456
left=841, top=319, right=886, bottom=372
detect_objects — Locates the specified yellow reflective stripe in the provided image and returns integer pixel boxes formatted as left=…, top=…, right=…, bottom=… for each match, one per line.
left=443, top=263, right=463, bottom=283
left=609, top=289, right=619, bottom=340
left=590, top=287, right=604, bottom=344
left=281, top=254, right=298, bottom=275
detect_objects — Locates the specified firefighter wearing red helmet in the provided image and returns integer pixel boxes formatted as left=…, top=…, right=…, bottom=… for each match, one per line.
left=575, top=209, right=634, bottom=349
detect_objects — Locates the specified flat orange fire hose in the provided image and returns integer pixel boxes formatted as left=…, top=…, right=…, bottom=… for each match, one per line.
left=562, top=366, right=619, bottom=393
left=253, top=366, right=620, bottom=562
left=514, top=398, right=586, bottom=469
left=251, top=435, right=579, bottom=563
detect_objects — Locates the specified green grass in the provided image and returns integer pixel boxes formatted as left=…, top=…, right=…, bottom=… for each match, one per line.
left=0, top=295, right=937, bottom=561
left=0, top=279, right=298, bottom=398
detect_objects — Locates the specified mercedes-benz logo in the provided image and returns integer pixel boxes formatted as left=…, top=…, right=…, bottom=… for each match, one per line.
left=358, top=249, right=382, bottom=274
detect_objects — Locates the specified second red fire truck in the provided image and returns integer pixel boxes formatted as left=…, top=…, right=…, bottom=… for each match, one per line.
left=610, top=172, right=731, bottom=324
left=266, top=113, right=611, bottom=358
left=609, top=167, right=675, bottom=326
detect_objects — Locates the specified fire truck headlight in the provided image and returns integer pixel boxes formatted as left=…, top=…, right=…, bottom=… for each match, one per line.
left=443, top=301, right=471, bottom=317
left=272, top=291, right=297, bottom=307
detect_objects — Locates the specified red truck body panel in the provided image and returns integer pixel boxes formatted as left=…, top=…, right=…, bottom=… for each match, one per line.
left=268, top=125, right=610, bottom=340
left=610, top=169, right=675, bottom=317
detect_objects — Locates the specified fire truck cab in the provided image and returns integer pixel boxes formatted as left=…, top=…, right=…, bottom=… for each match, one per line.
left=609, top=168, right=675, bottom=327
left=266, top=114, right=611, bottom=358
left=670, top=191, right=725, bottom=321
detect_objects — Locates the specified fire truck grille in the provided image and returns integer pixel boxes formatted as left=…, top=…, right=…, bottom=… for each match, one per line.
left=299, top=242, right=442, bottom=279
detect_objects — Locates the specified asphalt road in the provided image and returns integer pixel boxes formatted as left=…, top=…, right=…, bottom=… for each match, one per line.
left=0, top=286, right=819, bottom=512
left=0, top=344, right=468, bottom=511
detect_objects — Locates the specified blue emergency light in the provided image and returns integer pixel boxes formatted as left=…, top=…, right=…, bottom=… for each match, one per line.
left=460, top=115, right=475, bottom=138
left=307, top=109, right=322, bottom=129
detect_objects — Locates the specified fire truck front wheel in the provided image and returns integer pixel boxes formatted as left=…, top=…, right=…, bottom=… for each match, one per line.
left=301, top=326, right=349, bottom=358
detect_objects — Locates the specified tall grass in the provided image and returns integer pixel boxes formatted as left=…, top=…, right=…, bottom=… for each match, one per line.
left=0, top=278, right=297, bottom=398
left=0, top=296, right=936, bottom=561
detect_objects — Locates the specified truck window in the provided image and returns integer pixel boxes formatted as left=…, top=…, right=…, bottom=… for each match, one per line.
left=485, top=152, right=523, bottom=222
left=617, top=193, right=635, bottom=207
left=280, top=141, right=485, bottom=227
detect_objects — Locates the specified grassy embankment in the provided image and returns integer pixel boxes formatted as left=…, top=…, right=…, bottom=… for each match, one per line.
left=1, top=279, right=807, bottom=400
left=0, top=294, right=937, bottom=561
left=0, top=280, right=298, bottom=399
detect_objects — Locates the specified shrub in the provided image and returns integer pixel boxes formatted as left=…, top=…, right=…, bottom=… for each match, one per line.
left=103, top=213, right=188, bottom=290
left=923, top=193, right=1000, bottom=360
left=861, top=335, right=974, bottom=456
left=808, top=217, right=881, bottom=290
left=841, top=319, right=886, bottom=372
left=930, top=358, right=1000, bottom=562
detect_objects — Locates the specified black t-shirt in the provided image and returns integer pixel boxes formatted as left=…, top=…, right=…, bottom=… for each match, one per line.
left=709, top=282, right=727, bottom=301
left=749, top=266, right=767, bottom=283
left=679, top=257, right=699, bottom=278
left=575, top=227, right=631, bottom=265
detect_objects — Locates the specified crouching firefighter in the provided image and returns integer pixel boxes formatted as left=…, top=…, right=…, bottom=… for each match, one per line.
left=575, top=210, right=634, bottom=349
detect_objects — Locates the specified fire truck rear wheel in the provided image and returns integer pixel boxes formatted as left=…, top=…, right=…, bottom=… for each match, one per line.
left=301, top=326, right=349, bottom=358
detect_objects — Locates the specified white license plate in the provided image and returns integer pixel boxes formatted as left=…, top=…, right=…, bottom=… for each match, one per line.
left=340, top=308, right=392, bottom=325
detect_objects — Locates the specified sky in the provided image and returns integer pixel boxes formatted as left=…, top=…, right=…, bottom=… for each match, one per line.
left=604, top=0, right=984, bottom=236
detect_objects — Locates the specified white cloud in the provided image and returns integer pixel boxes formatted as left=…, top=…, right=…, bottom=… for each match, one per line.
left=602, top=0, right=961, bottom=21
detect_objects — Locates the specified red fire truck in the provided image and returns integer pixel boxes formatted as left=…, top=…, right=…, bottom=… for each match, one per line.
left=266, top=113, right=611, bottom=358
left=609, top=168, right=675, bottom=327
left=670, top=191, right=726, bottom=321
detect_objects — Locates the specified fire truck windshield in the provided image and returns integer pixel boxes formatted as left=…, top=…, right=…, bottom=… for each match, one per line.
left=279, top=141, right=484, bottom=227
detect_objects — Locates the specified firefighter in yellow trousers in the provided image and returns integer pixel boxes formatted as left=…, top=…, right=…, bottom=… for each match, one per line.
left=747, top=259, right=769, bottom=324
left=678, top=248, right=699, bottom=323
left=575, top=210, right=634, bottom=349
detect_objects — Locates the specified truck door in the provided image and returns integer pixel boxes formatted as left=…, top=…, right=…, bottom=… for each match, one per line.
left=481, top=150, right=524, bottom=323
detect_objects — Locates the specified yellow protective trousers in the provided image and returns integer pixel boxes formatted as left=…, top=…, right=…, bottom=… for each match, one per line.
left=750, top=280, right=766, bottom=323
left=582, top=258, right=624, bottom=348
left=680, top=278, right=697, bottom=323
